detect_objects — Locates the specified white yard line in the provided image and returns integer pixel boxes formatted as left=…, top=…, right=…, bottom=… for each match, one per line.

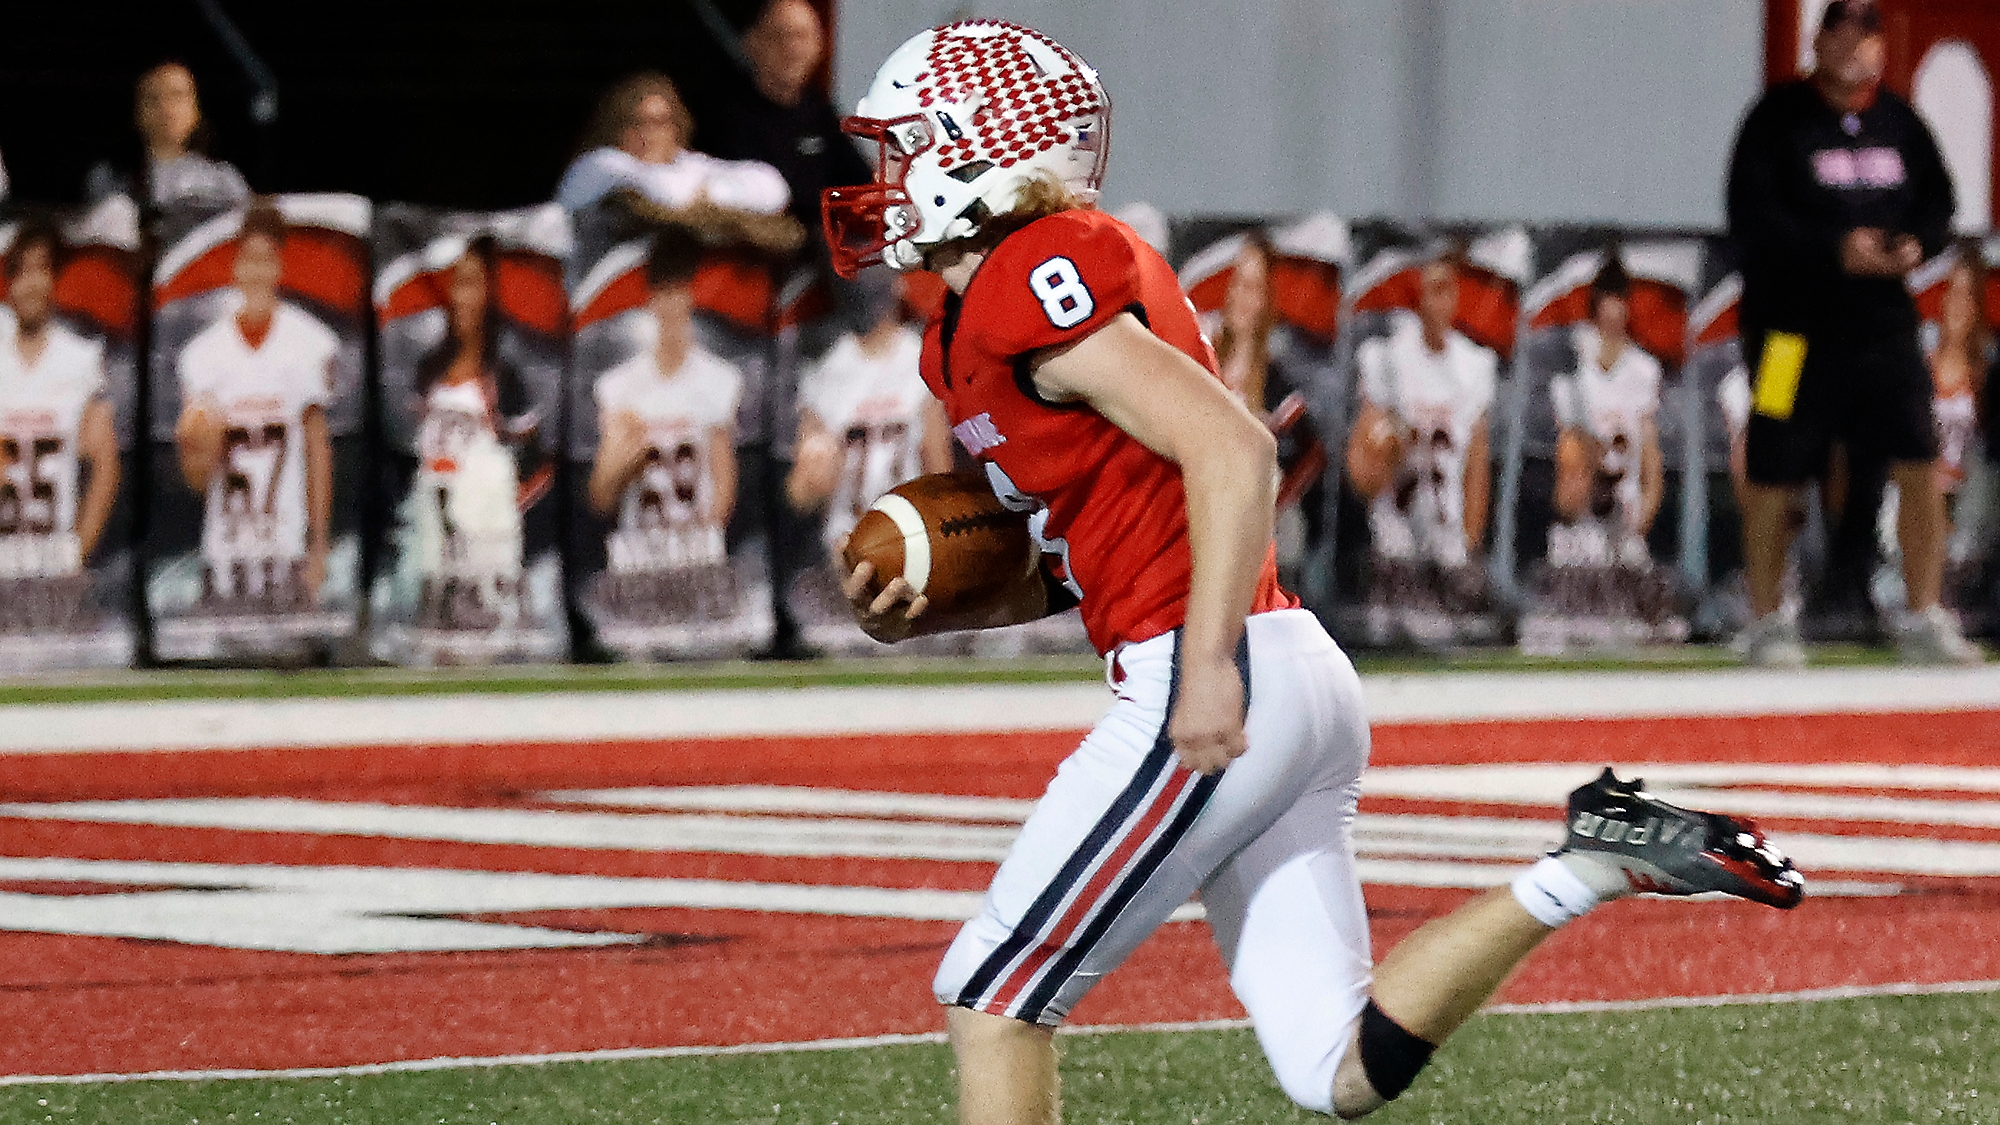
left=5, top=978, right=1994, bottom=1088
left=0, top=666, right=1996, bottom=755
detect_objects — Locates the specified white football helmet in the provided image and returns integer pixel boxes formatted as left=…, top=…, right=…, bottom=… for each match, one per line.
left=821, top=20, right=1111, bottom=278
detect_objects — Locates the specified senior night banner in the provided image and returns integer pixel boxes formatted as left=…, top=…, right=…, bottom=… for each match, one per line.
left=0, top=199, right=143, bottom=669
left=564, top=225, right=775, bottom=660
left=369, top=204, right=570, bottom=664
left=1513, top=233, right=1699, bottom=653
left=1177, top=212, right=1347, bottom=602
left=1337, top=222, right=1524, bottom=648
left=146, top=196, right=369, bottom=661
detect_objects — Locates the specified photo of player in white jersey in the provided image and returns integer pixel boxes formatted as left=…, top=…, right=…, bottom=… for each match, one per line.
left=1346, top=250, right=1497, bottom=645
left=784, top=273, right=952, bottom=650
left=1523, top=254, right=1686, bottom=651
left=0, top=220, right=121, bottom=633
left=581, top=233, right=755, bottom=643
left=1551, top=257, right=1665, bottom=552
left=173, top=202, right=336, bottom=612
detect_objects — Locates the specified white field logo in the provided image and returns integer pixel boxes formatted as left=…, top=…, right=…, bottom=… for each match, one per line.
left=4, top=763, right=2000, bottom=953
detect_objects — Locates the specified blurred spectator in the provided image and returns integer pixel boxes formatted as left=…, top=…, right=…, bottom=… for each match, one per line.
left=1211, top=232, right=1276, bottom=410
left=1202, top=230, right=1325, bottom=578
left=1552, top=257, right=1663, bottom=554
left=0, top=148, right=9, bottom=203
left=1725, top=0, right=1974, bottom=665
left=0, top=220, right=121, bottom=574
left=699, top=0, right=872, bottom=247
left=174, top=202, right=336, bottom=607
left=785, top=272, right=951, bottom=538
left=85, top=63, right=250, bottom=211
left=556, top=73, right=789, bottom=218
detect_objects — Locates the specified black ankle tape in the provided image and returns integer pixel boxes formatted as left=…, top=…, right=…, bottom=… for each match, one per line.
left=1358, top=1001, right=1436, bottom=1100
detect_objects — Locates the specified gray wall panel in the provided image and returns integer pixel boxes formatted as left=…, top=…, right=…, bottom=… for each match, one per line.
left=833, top=0, right=1760, bottom=225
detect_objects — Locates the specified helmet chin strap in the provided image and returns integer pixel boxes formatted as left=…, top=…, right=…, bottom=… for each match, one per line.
left=884, top=240, right=925, bottom=271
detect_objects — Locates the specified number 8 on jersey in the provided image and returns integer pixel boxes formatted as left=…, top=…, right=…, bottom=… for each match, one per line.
left=1029, top=256, right=1095, bottom=329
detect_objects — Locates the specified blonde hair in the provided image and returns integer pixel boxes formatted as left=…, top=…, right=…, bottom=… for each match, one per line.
left=947, top=172, right=1089, bottom=257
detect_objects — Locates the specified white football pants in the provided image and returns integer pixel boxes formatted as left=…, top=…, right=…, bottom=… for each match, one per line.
left=934, top=607, right=1373, bottom=1113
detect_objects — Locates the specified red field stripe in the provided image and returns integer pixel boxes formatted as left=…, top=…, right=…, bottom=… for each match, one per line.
left=4, top=710, right=1993, bottom=804
left=1371, top=711, right=2000, bottom=767
left=0, top=733, right=1081, bottom=803
left=0, top=818, right=1001, bottom=890
left=5, top=888, right=1997, bottom=1076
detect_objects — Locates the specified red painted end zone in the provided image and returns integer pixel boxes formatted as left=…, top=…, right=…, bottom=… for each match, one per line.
left=0, top=709, right=1994, bottom=1078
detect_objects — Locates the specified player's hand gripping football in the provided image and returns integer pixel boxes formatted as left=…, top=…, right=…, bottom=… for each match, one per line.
left=838, top=545, right=930, bottom=644
left=1170, top=653, right=1248, bottom=775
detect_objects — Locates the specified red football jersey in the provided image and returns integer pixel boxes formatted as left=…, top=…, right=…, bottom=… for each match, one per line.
left=920, top=209, right=1295, bottom=654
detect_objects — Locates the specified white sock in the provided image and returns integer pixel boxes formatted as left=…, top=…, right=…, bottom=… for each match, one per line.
left=1510, top=856, right=1606, bottom=928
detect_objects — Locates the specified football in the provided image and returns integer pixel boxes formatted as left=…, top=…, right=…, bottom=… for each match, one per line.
left=842, top=472, right=1035, bottom=616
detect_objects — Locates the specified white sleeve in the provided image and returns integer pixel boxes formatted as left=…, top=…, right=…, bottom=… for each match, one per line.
left=714, top=158, right=791, bottom=215
left=593, top=368, right=623, bottom=417
left=796, top=353, right=835, bottom=424
left=298, top=313, right=340, bottom=409
left=78, top=335, right=107, bottom=398
left=1357, top=338, right=1391, bottom=410
left=555, top=149, right=635, bottom=211
left=177, top=333, right=212, bottom=399
left=1550, top=374, right=1579, bottom=430
left=716, top=359, right=746, bottom=424
left=1636, top=352, right=1663, bottom=416
left=1719, top=366, right=1751, bottom=433
left=1467, top=345, right=1498, bottom=417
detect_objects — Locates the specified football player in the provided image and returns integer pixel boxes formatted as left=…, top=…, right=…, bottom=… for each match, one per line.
left=0, top=221, right=120, bottom=580
left=825, top=21, right=1804, bottom=1123
left=175, top=202, right=337, bottom=608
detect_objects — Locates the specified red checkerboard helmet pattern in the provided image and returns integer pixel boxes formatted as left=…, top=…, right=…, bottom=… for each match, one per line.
left=821, top=20, right=1111, bottom=278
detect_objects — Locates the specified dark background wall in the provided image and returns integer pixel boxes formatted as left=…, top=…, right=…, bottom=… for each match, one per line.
left=0, top=0, right=783, bottom=209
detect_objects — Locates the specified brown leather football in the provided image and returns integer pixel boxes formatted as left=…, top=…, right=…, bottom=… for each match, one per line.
left=842, top=472, right=1035, bottom=616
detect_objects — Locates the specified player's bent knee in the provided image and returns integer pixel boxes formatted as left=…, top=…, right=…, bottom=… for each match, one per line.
left=1329, top=1001, right=1436, bottom=1118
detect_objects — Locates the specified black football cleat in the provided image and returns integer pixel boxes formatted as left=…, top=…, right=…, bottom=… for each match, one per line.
left=1557, top=768, right=1806, bottom=909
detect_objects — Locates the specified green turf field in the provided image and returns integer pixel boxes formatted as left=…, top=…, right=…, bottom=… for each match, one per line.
left=6, top=990, right=1993, bottom=1124
left=0, top=642, right=1917, bottom=707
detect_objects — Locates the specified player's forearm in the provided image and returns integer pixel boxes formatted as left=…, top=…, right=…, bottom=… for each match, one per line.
left=587, top=456, right=640, bottom=517
left=76, top=457, right=119, bottom=561
left=177, top=443, right=215, bottom=492
left=305, top=422, right=332, bottom=553
left=1637, top=435, right=1665, bottom=535
left=1463, top=428, right=1491, bottom=554
left=1177, top=421, right=1277, bottom=667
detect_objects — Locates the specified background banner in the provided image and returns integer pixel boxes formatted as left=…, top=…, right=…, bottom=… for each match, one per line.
left=369, top=203, right=571, bottom=665
left=1175, top=212, right=1347, bottom=606
left=564, top=219, right=775, bottom=661
left=776, top=270, right=966, bottom=656
left=1904, top=239, right=2000, bottom=633
left=1513, top=232, right=1699, bottom=653
left=1685, top=242, right=1753, bottom=639
left=1333, top=222, right=1525, bottom=648
left=145, top=195, right=370, bottom=662
left=0, top=198, right=142, bottom=670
